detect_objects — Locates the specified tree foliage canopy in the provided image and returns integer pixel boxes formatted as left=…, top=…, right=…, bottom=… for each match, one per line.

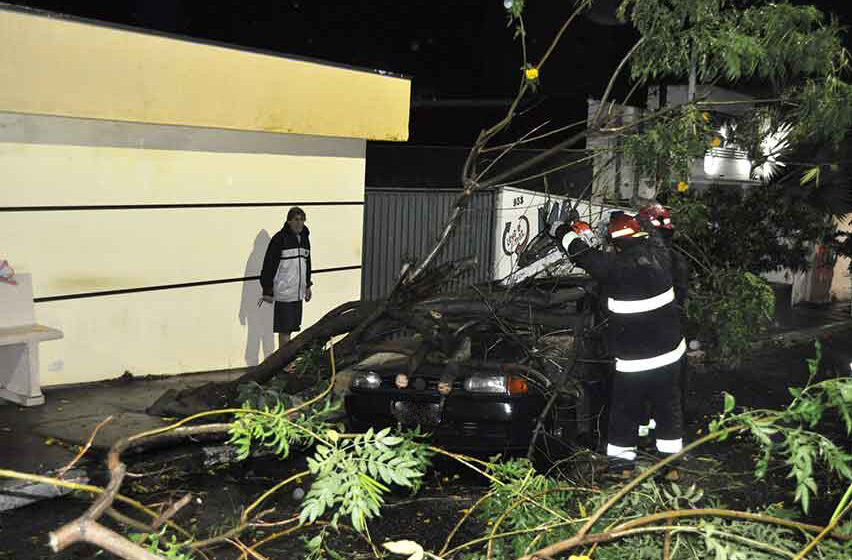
left=611, top=0, right=852, bottom=192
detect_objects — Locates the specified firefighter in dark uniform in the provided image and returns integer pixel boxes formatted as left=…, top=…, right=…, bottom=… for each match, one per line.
left=639, top=203, right=689, bottom=309
left=551, top=212, right=686, bottom=475
left=639, top=203, right=692, bottom=427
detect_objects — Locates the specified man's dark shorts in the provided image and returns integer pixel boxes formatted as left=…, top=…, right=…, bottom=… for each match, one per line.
left=273, top=301, right=303, bottom=333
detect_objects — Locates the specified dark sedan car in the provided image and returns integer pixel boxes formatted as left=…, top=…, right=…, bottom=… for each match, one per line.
left=344, top=275, right=610, bottom=453
left=346, top=361, right=550, bottom=450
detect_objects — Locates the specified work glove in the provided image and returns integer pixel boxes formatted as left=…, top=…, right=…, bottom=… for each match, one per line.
left=564, top=221, right=596, bottom=248
left=550, top=221, right=596, bottom=255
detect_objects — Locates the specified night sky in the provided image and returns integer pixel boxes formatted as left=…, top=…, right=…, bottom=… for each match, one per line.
left=5, top=1, right=852, bottom=148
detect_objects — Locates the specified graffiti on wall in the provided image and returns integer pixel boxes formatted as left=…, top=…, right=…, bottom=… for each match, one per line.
left=502, top=215, right=530, bottom=256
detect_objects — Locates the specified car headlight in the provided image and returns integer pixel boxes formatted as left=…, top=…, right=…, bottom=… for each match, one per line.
left=352, top=372, right=381, bottom=390
left=464, top=375, right=529, bottom=395
left=465, top=375, right=507, bottom=394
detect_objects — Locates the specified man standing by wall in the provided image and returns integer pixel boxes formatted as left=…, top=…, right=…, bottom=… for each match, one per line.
left=260, top=207, right=313, bottom=348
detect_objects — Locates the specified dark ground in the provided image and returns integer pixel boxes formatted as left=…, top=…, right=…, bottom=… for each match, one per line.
left=1, top=326, right=851, bottom=560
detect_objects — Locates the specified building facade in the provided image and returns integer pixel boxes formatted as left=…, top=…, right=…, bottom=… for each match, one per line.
left=0, top=7, right=410, bottom=384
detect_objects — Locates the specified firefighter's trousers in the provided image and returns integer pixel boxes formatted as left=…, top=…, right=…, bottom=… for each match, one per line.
left=607, top=360, right=683, bottom=459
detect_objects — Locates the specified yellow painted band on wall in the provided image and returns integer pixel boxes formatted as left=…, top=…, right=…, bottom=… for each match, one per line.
left=0, top=9, right=410, bottom=140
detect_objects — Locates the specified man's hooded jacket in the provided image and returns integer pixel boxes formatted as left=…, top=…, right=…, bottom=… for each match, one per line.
left=260, top=222, right=312, bottom=302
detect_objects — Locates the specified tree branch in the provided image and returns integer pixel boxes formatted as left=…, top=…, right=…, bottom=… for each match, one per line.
left=592, top=37, right=646, bottom=128
left=151, top=493, right=193, bottom=531
left=535, top=0, right=590, bottom=70
left=522, top=427, right=743, bottom=559
left=56, top=415, right=114, bottom=480
left=614, top=508, right=852, bottom=540
left=50, top=520, right=166, bottom=560
left=791, top=502, right=852, bottom=560
left=49, top=424, right=230, bottom=554
left=0, top=468, right=190, bottom=537
left=241, top=470, right=310, bottom=524
left=481, top=120, right=589, bottom=153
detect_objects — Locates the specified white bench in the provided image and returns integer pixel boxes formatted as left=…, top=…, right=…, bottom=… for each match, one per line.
left=0, top=273, right=62, bottom=406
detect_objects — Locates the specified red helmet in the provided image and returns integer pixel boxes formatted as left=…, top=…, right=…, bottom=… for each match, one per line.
left=639, top=203, right=674, bottom=229
left=607, top=212, right=646, bottom=240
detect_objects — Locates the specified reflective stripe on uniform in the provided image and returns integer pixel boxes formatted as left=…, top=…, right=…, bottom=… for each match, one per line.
left=656, top=438, right=683, bottom=454
left=610, top=227, right=636, bottom=238
left=606, top=443, right=637, bottom=461
left=615, top=338, right=686, bottom=373
left=560, top=231, right=579, bottom=252
left=608, top=287, right=675, bottom=314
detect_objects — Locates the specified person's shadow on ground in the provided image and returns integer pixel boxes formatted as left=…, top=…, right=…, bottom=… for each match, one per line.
left=239, top=229, right=274, bottom=366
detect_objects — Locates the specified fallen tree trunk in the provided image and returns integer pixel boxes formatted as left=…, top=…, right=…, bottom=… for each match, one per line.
left=147, top=261, right=593, bottom=417
left=411, top=299, right=584, bottom=329
left=237, top=300, right=377, bottom=386
left=146, top=257, right=491, bottom=416
left=147, top=300, right=376, bottom=416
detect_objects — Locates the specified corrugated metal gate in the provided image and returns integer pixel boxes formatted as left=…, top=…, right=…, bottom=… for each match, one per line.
left=361, top=188, right=496, bottom=301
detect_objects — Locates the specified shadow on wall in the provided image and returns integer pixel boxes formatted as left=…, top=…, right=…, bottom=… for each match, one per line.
left=239, top=229, right=273, bottom=366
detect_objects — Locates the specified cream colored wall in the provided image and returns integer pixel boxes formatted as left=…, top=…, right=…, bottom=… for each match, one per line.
left=0, top=9, right=410, bottom=141
left=4, top=204, right=363, bottom=301
left=35, top=269, right=361, bottom=385
left=0, top=116, right=367, bottom=385
left=2, top=143, right=364, bottom=297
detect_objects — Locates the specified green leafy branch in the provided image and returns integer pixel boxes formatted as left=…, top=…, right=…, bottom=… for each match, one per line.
left=227, top=397, right=340, bottom=461
left=710, top=342, right=852, bottom=513
left=620, top=104, right=715, bottom=189
left=685, top=269, right=775, bottom=367
left=303, top=528, right=346, bottom=560
left=300, top=427, right=431, bottom=532
left=424, top=340, right=852, bottom=560
left=618, top=0, right=847, bottom=85
left=128, top=529, right=195, bottom=560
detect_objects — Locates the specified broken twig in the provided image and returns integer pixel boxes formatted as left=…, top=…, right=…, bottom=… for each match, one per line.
left=56, top=414, right=114, bottom=480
